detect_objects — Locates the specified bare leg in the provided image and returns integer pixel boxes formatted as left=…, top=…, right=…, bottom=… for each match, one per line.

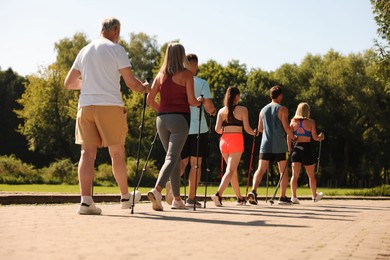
left=78, top=145, right=97, bottom=196
left=251, top=159, right=268, bottom=192
left=277, top=160, right=289, bottom=197
left=108, top=144, right=129, bottom=195
left=290, top=162, right=302, bottom=198
left=188, top=156, right=202, bottom=200
left=230, top=168, right=244, bottom=199
left=218, top=153, right=242, bottom=196
left=180, top=157, right=189, bottom=177
left=305, top=164, right=317, bottom=198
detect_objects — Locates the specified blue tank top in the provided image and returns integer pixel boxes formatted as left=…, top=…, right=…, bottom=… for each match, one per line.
left=293, top=119, right=311, bottom=137
left=260, top=103, right=288, bottom=153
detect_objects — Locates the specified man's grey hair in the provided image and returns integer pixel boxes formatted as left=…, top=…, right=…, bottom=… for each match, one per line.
left=100, top=17, right=121, bottom=33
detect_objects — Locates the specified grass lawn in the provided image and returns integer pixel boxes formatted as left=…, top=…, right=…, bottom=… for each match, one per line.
left=0, top=184, right=365, bottom=197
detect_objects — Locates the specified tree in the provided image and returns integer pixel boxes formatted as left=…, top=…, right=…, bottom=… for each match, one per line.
left=0, top=69, right=36, bottom=163
left=15, top=66, right=78, bottom=164
left=371, top=0, right=390, bottom=93
left=121, top=32, right=161, bottom=81
left=54, top=32, right=90, bottom=72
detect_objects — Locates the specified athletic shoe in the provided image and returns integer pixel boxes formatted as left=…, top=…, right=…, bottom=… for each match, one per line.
left=278, top=196, right=293, bottom=205
left=313, top=192, right=324, bottom=203
left=147, top=188, right=163, bottom=211
left=236, top=197, right=247, bottom=206
left=120, top=191, right=141, bottom=209
left=211, top=193, right=222, bottom=207
left=77, top=202, right=102, bottom=215
left=291, top=197, right=300, bottom=204
left=185, top=199, right=202, bottom=208
left=248, top=191, right=258, bottom=205
left=171, top=199, right=187, bottom=210
left=165, top=181, right=174, bottom=205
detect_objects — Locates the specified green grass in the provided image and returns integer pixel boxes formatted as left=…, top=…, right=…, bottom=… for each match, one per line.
left=0, top=184, right=374, bottom=196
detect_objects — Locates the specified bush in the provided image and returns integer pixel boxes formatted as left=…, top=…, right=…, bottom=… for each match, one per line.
left=95, top=163, right=116, bottom=186
left=41, top=159, right=78, bottom=184
left=127, top=157, right=159, bottom=187
left=0, top=155, right=43, bottom=184
left=346, top=185, right=390, bottom=196
left=94, top=158, right=159, bottom=187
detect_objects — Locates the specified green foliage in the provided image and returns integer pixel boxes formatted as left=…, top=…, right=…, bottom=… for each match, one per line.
left=121, top=32, right=161, bottom=80
left=95, top=163, right=116, bottom=187
left=0, top=155, right=42, bottom=184
left=15, top=67, right=79, bottom=163
left=370, top=0, right=390, bottom=93
left=40, top=159, right=78, bottom=185
left=346, top=185, right=390, bottom=196
left=54, top=32, right=90, bottom=71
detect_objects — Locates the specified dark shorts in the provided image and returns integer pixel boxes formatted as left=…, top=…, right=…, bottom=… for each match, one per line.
left=259, top=153, right=286, bottom=162
left=291, top=142, right=314, bottom=165
left=181, top=133, right=209, bottom=159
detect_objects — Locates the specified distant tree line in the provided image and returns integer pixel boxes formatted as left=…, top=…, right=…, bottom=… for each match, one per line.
left=0, top=1, right=388, bottom=188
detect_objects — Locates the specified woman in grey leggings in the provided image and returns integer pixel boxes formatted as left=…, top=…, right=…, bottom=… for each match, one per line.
left=146, top=42, right=202, bottom=211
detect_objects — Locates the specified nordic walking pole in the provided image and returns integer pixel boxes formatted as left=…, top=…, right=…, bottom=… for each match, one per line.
left=268, top=153, right=291, bottom=205
left=131, top=88, right=148, bottom=214
left=135, top=132, right=159, bottom=190
left=316, top=141, right=322, bottom=175
left=204, top=115, right=213, bottom=208
left=193, top=95, right=203, bottom=211
left=245, top=130, right=257, bottom=200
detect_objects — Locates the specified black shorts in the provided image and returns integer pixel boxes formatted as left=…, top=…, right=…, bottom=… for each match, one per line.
left=181, top=133, right=209, bottom=159
left=291, top=142, right=314, bottom=165
left=259, top=153, right=286, bottom=162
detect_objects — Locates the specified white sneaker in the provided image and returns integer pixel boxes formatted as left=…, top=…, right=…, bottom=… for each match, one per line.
left=211, top=194, right=222, bottom=207
left=77, top=202, right=102, bottom=215
left=120, top=190, right=141, bottom=209
left=171, top=199, right=187, bottom=210
left=313, top=192, right=324, bottom=202
left=291, top=197, right=300, bottom=204
left=165, top=181, right=174, bottom=205
left=147, top=188, right=163, bottom=211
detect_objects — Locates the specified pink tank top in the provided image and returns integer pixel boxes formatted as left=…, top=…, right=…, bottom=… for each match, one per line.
left=158, top=75, right=190, bottom=114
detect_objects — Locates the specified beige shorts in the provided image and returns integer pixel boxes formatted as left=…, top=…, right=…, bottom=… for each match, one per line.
left=75, top=105, right=128, bottom=147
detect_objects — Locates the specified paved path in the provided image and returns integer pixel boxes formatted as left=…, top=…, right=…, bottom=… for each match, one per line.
left=1, top=199, right=389, bottom=260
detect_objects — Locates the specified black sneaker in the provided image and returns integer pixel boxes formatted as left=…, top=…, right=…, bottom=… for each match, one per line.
left=278, top=196, right=293, bottom=205
left=211, top=193, right=222, bottom=207
left=236, top=197, right=247, bottom=206
left=248, top=191, right=258, bottom=205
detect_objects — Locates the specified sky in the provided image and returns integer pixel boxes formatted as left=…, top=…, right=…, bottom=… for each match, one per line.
left=0, top=0, right=379, bottom=77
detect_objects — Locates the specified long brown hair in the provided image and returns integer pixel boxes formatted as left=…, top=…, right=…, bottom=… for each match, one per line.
left=223, top=86, right=240, bottom=122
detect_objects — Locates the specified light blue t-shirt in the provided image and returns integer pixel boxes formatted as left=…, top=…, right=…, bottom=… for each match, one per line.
left=188, top=76, right=212, bottom=135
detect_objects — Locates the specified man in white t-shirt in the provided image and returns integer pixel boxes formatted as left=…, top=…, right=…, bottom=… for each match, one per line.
left=64, top=17, right=149, bottom=215
left=179, top=54, right=216, bottom=208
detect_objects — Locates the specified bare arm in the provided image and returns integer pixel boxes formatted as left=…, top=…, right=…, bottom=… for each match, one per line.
left=240, top=106, right=256, bottom=136
left=287, top=122, right=294, bottom=153
left=119, top=67, right=148, bottom=93
left=146, top=73, right=161, bottom=112
left=310, top=119, right=325, bottom=141
left=257, top=111, right=263, bottom=133
left=203, top=98, right=216, bottom=116
left=279, top=106, right=295, bottom=141
left=184, top=71, right=202, bottom=107
left=214, top=109, right=224, bottom=135
left=64, top=69, right=82, bottom=90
